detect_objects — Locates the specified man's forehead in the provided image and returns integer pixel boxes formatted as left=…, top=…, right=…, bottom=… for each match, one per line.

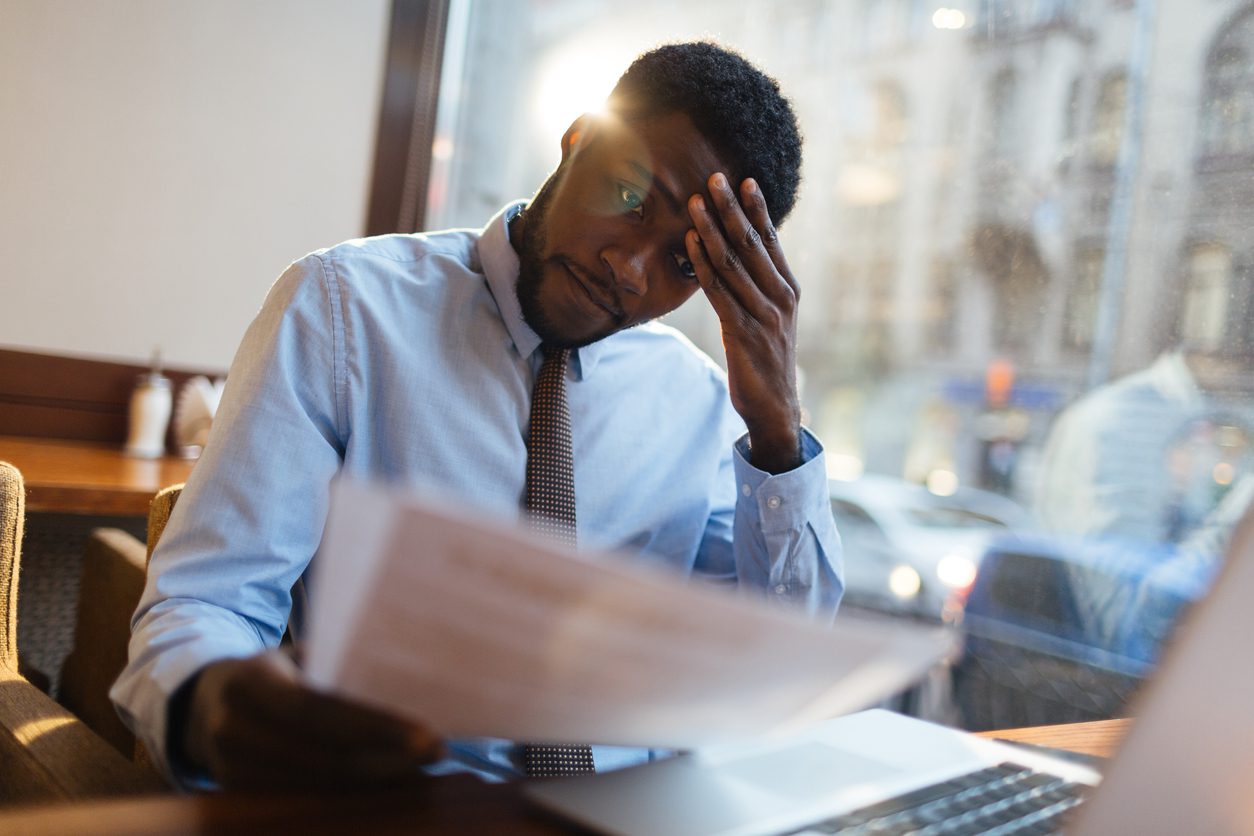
left=595, top=110, right=734, bottom=194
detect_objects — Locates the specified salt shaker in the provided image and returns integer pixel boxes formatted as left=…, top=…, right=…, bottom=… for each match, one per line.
left=124, top=350, right=173, bottom=458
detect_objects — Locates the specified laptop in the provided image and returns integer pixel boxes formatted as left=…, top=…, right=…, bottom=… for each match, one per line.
left=526, top=504, right=1254, bottom=836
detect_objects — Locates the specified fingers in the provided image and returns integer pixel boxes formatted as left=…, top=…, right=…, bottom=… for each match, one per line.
left=193, top=652, right=443, bottom=790
left=687, top=173, right=798, bottom=308
left=736, top=178, right=799, bottom=298
left=243, top=654, right=438, bottom=754
left=208, top=712, right=435, bottom=790
left=685, top=228, right=740, bottom=325
left=689, top=174, right=775, bottom=301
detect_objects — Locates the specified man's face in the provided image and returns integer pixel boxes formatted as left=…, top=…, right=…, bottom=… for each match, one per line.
left=514, top=110, right=736, bottom=348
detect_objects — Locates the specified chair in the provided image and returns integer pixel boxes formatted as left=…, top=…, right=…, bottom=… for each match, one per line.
left=58, top=484, right=182, bottom=759
left=0, top=461, right=167, bottom=803
left=56, top=529, right=148, bottom=754
left=1, top=461, right=24, bottom=672
left=146, top=484, right=183, bottom=565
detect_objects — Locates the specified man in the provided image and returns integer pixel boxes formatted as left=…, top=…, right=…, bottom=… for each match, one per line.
left=113, top=41, right=844, bottom=789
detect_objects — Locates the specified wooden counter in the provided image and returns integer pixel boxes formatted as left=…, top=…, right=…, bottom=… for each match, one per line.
left=0, top=435, right=194, bottom=516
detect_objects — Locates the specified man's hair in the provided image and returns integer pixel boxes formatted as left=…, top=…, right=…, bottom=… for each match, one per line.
left=607, top=41, right=803, bottom=224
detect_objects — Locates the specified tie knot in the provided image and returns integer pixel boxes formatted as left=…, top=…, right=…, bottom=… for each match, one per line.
left=541, top=344, right=570, bottom=368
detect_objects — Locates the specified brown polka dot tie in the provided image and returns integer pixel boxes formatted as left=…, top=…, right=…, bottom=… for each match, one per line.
left=521, top=346, right=595, bottom=777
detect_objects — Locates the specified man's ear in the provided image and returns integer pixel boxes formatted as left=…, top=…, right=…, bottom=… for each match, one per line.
left=560, top=113, right=597, bottom=163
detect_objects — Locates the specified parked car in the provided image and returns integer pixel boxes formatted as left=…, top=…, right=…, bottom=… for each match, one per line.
left=829, top=474, right=1032, bottom=620
left=952, top=533, right=1220, bottom=730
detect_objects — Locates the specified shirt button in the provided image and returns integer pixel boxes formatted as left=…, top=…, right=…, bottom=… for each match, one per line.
left=774, top=584, right=788, bottom=595
left=766, top=495, right=782, bottom=509
left=741, top=484, right=752, bottom=497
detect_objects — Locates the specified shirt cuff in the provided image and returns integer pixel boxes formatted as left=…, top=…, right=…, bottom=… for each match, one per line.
left=732, top=427, right=829, bottom=534
left=110, top=601, right=264, bottom=787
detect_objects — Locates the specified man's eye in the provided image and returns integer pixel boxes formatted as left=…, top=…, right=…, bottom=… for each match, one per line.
left=617, top=183, right=644, bottom=216
left=673, top=252, right=697, bottom=279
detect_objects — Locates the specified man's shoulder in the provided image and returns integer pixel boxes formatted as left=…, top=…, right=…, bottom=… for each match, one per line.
left=262, top=227, right=488, bottom=326
left=275, top=227, right=487, bottom=310
left=309, top=226, right=481, bottom=271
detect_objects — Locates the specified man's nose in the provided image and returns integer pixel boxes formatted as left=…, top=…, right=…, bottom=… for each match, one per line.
left=601, top=247, right=649, bottom=297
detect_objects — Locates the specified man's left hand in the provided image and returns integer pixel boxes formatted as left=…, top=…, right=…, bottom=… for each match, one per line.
left=686, top=173, right=802, bottom=474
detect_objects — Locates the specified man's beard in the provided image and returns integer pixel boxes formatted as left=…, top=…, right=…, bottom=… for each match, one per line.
left=514, top=175, right=620, bottom=350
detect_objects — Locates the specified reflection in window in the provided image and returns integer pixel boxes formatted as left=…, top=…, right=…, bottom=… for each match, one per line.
left=1200, top=10, right=1254, bottom=158
left=1180, top=243, right=1232, bottom=354
left=1091, top=69, right=1127, bottom=166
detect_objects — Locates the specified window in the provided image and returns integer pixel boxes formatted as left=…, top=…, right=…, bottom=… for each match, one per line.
left=926, top=258, right=959, bottom=353
left=969, top=223, right=1046, bottom=353
left=1065, top=248, right=1104, bottom=349
left=863, top=0, right=917, bottom=52
left=873, top=81, right=909, bottom=151
left=987, top=69, right=1019, bottom=161
left=1200, top=10, right=1254, bottom=159
left=977, top=0, right=1081, bottom=38
left=867, top=259, right=900, bottom=369
left=431, top=0, right=1253, bottom=732
left=1058, top=76, right=1083, bottom=171
left=1091, top=70, right=1127, bottom=167
left=1180, top=243, right=1232, bottom=353
left=1062, top=77, right=1082, bottom=148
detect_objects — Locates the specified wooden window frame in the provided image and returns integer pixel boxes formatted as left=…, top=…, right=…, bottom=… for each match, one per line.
left=365, top=0, right=452, bottom=236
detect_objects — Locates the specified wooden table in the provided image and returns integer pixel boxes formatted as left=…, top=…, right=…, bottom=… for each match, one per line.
left=0, top=435, right=195, bottom=516
left=977, top=717, right=1126, bottom=760
left=0, top=719, right=1130, bottom=835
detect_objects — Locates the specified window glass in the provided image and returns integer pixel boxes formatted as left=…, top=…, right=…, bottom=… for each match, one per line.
left=433, top=0, right=1254, bottom=730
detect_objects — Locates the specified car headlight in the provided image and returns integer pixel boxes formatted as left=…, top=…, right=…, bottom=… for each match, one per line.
left=936, top=552, right=978, bottom=589
left=888, top=565, right=922, bottom=599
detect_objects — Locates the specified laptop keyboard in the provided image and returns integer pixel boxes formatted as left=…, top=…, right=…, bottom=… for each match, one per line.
left=786, top=762, right=1089, bottom=835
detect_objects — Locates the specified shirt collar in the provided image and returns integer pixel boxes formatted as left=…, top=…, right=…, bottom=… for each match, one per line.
left=477, top=202, right=607, bottom=380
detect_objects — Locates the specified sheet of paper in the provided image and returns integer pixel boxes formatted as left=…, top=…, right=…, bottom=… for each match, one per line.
left=305, top=479, right=952, bottom=748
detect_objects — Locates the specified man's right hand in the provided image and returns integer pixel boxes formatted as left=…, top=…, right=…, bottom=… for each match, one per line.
left=181, top=650, right=444, bottom=790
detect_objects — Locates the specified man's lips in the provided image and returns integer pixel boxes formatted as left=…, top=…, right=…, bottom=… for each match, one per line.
left=563, top=260, right=622, bottom=318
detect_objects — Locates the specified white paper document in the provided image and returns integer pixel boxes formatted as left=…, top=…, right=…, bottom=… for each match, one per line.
left=305, top=479, right=952, bottom=748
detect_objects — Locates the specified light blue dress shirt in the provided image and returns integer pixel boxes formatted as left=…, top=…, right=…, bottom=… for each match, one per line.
left=112, top=203, right=844, bottom=783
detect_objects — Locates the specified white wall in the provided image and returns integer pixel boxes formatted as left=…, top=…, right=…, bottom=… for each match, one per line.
left=0, top=0, right=390, bottom=368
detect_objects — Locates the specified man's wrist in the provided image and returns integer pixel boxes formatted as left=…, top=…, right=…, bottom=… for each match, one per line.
left=747, top=425, right=802, bottom=474
left=167, top=667, right=212, bottom=780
